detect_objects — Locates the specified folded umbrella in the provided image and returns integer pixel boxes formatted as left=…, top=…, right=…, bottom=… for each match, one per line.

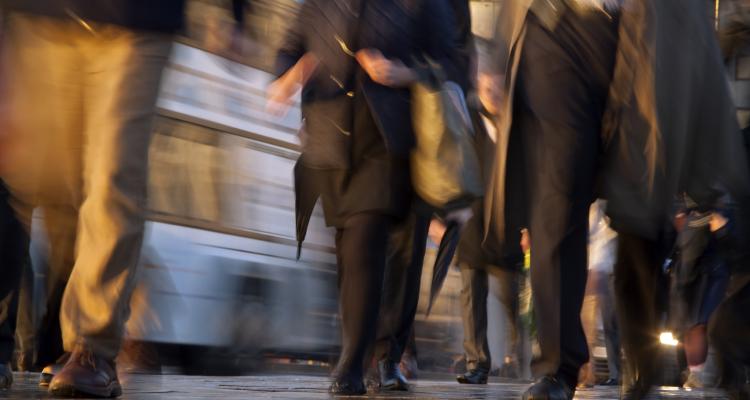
left=426, top=221, right=461, bottom=317
left=294, top=159, right=320, bottom=260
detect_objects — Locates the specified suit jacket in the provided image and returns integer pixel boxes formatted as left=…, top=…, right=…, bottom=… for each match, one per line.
left=485, top=0, right=750, bottom=242
left=275, top=0, right=461, bottom=169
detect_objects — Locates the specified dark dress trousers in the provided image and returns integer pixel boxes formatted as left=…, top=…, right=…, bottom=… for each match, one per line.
left=372, top=0, right=476, bottom=371
left=0, top=182, right=29, bottom=365
left=514, top=7, right=619, bottom=388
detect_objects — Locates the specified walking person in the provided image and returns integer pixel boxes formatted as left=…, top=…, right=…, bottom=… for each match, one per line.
left=455, top=60, right=525, bottom=385
left=487, top=1, right=621, bottom=398
left=372, top=0, right=478, bottom=391
left=270, top=0, right=461, bottom=395
left=486, top=1, right=749, bottom=399
left=578, top=200, right=621, bottom=388
left=0, top=1, right=245, bottom=397
left=670, top=199, right=731, bottom=389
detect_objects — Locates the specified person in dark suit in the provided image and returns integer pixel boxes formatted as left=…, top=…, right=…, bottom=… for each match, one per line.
left=271, top=0, right=460, bottom=395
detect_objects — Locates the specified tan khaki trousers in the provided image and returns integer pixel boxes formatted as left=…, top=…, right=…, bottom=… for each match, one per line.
left=1, top=13, right=172, bottom=359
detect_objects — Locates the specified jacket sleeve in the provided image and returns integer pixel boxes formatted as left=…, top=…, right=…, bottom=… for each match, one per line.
left=420, top=0, right=466, bottom=89
left=274, top=2, right=310, bottom=77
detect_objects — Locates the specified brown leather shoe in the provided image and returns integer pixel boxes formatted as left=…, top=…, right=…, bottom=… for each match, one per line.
left=48, top=349, right=121, bottom=398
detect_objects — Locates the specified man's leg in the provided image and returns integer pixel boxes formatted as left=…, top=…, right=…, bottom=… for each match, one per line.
left=0, top=181, right=28, bottom=388
left=14, top=256, right=35, bottom=372
left=332, top=213, right=391, bottom=394
left=0, top=11, right=85, bottom=383
left=493, top=266, right=521, bottom=378
left=36, top=206, right=78, bottom=371
left=458, top=264, right=491, bottom=377
left=600, top=273, right=622, bottom=383
left=50, top=25, right=172, bottom=398
left=519, top=10, right=617, bottom=397
left=612, top=232, right=663, bottom=398
left=578, top=271, right=600, bottom=387
left=374, top=212, right=429, bottom=390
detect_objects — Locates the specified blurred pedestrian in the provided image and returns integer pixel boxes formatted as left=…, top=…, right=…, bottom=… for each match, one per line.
left=271, top=0, right=461, bottom=395
left=0, top=1, right=244, bottom=397
left=372, top=0, right=477, bottom=391
left=578, top=200, right=621, bottom=388
left=0, top=181, right=28, bottom=390
left=455, top=44, right=525, bottom=384
left=487, top=1, right=620, bottom=399
left=669, top=197, right=730, bottom=389
left=709, top=210, right=750, bottom=400
left=486, top=1, right=749, bottom=400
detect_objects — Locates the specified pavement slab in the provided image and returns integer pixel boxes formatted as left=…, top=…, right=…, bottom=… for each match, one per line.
left=0, top=373, right=731, bottom=399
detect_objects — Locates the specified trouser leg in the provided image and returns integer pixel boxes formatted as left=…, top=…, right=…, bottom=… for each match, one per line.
left=334, top=213, right=391, bottom=379
left=15, top=255, right=35, bottom=370
left=601, top=273, right=621, bottom=381
left=709, top=208, right=750, bottom=395
left=579, top=271, right=601, bottom=386
left=59, top=27, right=172, bottom=360
left=0, top=182, right=27, bottom=364
left=459, top=264, right=491, bottom=372
left=375, top=213, right=429, bottom=364
left=518, top=10, right=617, bottom=387
left=613, top=232, right=663, bottom=386
left=492, top=267, right=520, bottom=365
left=36, top=206, right=77, bottom=367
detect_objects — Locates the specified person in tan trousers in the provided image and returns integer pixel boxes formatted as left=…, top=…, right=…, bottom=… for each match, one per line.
left=0, top=1, right=244, bottom=397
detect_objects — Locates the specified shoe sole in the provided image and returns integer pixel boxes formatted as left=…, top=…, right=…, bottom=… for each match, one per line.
left=329, top=390, right=367, bottom=396
left=39, top=373, right=53, bottom=387
left=457, top=379, right=488, bottom=384
left=49, top=382, right=122, bottom=398
left=381, top=382, right=409, bottom=391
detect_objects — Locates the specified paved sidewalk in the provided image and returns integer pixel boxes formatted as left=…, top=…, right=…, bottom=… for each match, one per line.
left=0, top=373, right=732, bottom=399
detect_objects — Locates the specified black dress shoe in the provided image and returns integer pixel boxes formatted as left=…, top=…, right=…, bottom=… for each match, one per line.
left=522, top=376, right=574, bottom=400
left=457, top=369, right=488, bottom=384
left=48, top=349, right=121, bottom=398
left=329, top=377, right=366, bottom=396
left=378, top=360, right=409, bottom=391
left=601, top=378, right=620, bottom=386
left=0, top=363, right=12, bottom=390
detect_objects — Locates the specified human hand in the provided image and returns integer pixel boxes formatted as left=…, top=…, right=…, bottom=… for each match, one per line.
left=710, top=212, right=729, bottom=233
left=478, top=72, right=503, bottom=116
left=520, top=228, right=530, bottom=253
left=355, top=49, right=416, bottom=88
left=266, top=75, right=300, bottom=117
left=266, top=53, right=319, bottom=116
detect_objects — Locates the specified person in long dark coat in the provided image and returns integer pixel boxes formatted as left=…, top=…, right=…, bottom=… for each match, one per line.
left=271, top=0, right=461, bottom=395
left=486, top=1, right=750, bottom=399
